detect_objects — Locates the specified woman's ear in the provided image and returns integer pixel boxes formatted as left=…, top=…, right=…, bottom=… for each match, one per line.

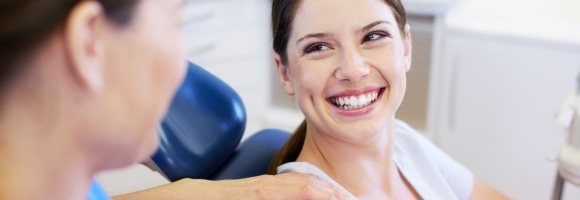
left=403, top=24, right=412, bottom=72
left=273, top=52, right=295, bottom=95
left=63, top=1, right=106, bottom=93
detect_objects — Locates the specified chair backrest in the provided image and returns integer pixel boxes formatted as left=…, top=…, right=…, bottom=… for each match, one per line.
left=211, top=129, right=290, bottom=180
left=151, top=62, right=246, bottom=181
left=150, top=62, right=292, bottom=181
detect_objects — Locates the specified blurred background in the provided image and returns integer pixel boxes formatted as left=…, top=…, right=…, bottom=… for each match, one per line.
left=97, top=0, right=580, bottom=199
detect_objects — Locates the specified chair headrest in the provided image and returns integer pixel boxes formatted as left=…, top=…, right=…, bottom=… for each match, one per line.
left=151, top=62, right=246, bottom=181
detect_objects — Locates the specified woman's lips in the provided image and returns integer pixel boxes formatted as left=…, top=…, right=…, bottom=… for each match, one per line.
left=326, top=87, right=385, bottom=111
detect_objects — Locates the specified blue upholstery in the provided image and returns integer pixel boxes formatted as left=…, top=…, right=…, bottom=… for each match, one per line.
left=151, top=62, right=290, bottom=182
left=211, top=129, right=290, bottom=180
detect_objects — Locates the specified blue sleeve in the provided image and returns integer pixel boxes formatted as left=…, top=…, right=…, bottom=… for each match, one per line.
left=87, top=180, right=111, bottom=200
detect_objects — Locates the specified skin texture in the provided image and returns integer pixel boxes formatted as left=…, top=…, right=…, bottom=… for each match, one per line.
left=273, top=0, right=511, bottom=199
left=114, top=173, right=352, bottom=200
left=277, top=0, right=411, bottom=147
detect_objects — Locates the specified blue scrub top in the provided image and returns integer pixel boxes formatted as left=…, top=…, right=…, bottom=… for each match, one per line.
left=87, top=180, right=110, bottom=200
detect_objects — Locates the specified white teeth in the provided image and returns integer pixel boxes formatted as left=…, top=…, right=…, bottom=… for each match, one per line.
left=358, top=95, right=367, bottom=109
left=350, top=96, right=358, bottom=108
left=329, top=89, right=381, bottom=110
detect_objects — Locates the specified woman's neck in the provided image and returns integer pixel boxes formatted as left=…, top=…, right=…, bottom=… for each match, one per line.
left=0, top=95, right=96, bottom=200
left=296, top=124, right=397, bottom=199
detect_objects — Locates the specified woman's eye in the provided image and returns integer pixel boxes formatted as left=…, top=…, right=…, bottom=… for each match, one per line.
left=363, top=31, right=390, bottom=43
left=304, top=43, right=330, bottom=54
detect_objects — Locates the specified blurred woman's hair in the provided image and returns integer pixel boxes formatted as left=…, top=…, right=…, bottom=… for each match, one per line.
left=268, top=0, right=408, bottom=174
left=0, top=0, right=140, bottom=93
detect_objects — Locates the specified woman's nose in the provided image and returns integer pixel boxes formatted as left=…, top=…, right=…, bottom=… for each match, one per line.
left=335, top=49, right=370, bottom=82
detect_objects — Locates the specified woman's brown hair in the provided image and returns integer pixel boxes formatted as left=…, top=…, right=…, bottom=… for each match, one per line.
left=0, top=0, right=140, bottom=94
left=268, top=0, right=408, bottom=174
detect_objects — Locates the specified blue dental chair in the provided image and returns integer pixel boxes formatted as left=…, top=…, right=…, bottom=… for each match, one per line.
left=148, top=62, right=291, bottom=181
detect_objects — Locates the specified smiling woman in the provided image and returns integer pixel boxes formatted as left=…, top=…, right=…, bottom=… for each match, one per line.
left=268, top=0, right=510, bottom=199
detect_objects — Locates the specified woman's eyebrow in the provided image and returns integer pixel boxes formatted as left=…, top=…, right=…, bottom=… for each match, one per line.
left=362, top=20, right=391, bottom=32
left=294, top=21, right=391, bottom=45
left=296, top=33, right=328, bottom=45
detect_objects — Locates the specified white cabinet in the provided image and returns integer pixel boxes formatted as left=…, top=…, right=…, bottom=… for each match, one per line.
left=432, top=36, right=579, bottom=199
left=429, top=1, right=580, bottom=198
left=182, top=0, right=273, bottom=139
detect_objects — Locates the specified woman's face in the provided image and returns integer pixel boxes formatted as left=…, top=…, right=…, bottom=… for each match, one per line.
left=275, top=0, right=411, bottom=143
left=94, top=0, right=187, bottom=166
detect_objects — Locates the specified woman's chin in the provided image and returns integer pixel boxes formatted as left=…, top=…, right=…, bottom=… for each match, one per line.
left=109, top=130, right=159, bottom=169
left=137, top=130, right=160, bottom=160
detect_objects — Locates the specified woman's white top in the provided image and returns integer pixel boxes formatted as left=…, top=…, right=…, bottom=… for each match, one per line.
left=277, top=120, right=473, bottom=200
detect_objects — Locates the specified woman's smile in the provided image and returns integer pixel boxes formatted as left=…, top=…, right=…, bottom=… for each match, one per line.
left=326, top=86, right=386, bottom=116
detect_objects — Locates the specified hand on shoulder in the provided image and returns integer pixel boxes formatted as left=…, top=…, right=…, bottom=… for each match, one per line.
left=244, top=172, right=352, bottom=200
